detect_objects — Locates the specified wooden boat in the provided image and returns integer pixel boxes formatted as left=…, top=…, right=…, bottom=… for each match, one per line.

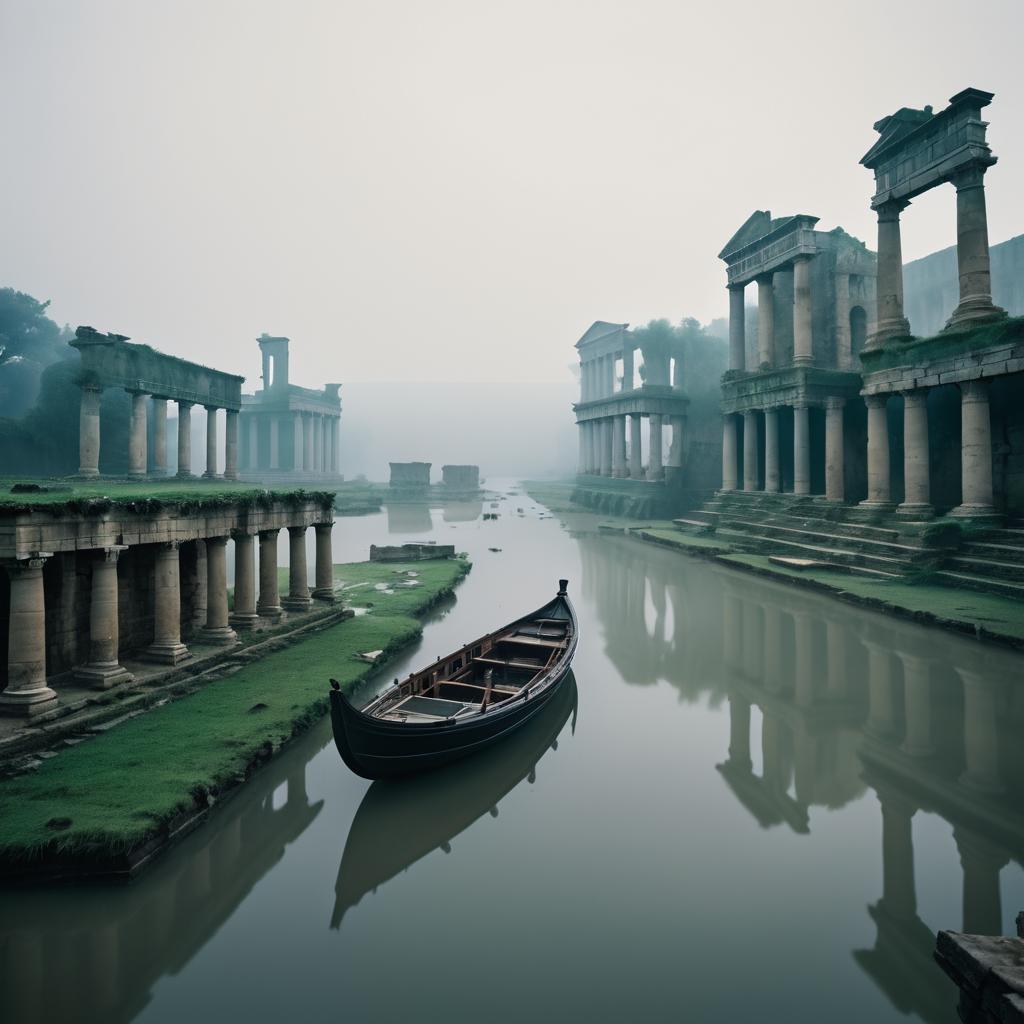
left=331, top=673, right=576, bottom=926
left=329, top=579, right=577, bottom=779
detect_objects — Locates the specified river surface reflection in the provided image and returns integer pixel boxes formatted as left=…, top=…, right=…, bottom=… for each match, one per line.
left=2, top=479, right=1022, bottom=1023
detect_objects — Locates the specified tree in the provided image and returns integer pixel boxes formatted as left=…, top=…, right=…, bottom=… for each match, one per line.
left=0, top=288, right=73, bottom=418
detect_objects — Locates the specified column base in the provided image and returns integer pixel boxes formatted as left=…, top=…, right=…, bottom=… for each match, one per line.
left=257, top=605, right=283, bottom=624
left=949, top=503, right=1002, bottom=524
left=74, top=662, right=134, bottom=689
left=281, top=595, right=312, bottom=612
left=312, top=589, right=336, bottom=602
left=629, top=469, right=644, bottom=480
left=76, top=468, right=101, bottom=478
left=223, top=471, right=238, bottom=481
left=896, top=502, right=935, bottom=519
left=612, top=469, right=628, bottom=479
left=859, top=500, right=895, bottom=511
left=648, top=471, right=665, bottom=482
left=791, top=356, right=814, bottom=367
left=0, top=685, right=59, bottom=717
left=198, top=625, right=239, bottom=646
left=864, top=318, right=912, bottom=350
left=142, top=640, right=192, bottom=665
left=945, top=299, right=1007, bottom=331
left=128, top=471, right=147, bottom=480
left=228, top=611, right=260, bottom=630
left=176, top=471, right=196, bottom=480
left=202, top=470, right=220, bottom=480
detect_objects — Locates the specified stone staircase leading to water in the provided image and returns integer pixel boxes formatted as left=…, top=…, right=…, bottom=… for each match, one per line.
left=672, top=491, right=1024, bottom=599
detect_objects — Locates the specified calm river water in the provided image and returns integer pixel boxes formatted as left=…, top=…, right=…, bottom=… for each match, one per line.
left=2, top=479, right=1023, bottom=1023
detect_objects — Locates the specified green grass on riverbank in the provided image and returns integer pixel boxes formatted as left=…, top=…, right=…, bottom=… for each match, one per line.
left=0, top=557, right=470, bottom=863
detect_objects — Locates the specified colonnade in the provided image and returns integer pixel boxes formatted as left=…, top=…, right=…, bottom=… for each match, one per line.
left=0, top=522, right=336, bottom=717
left=78, top=388, right=239, bottom=480
left=241, top=411, right=340, bottom=475
left=578, top=414, right=685, bottom=479
left=860, top=380, right=996, bottom=517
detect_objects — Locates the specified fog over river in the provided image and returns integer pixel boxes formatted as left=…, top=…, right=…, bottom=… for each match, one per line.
left=2, top=481, right=1022, bottom=1023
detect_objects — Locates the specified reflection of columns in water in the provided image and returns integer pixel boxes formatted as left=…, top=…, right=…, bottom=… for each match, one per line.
left=649, top=572, right=667, bottom=644
left=956, top=668, right=1004, bottom=794
left=898, top=652, right=934, bottom=758
left=728, top=697, right=752, bottom=772
left=824, top=620, right=848, bottom=698
left=863, top=640, right=896, bottom=739
left=792, top=723, right=819, bottom=806
left=289, top=764, right=309, bottom=804
left=3, top=932, right=43, bottom=1022
left=877, top=785, right=918, bottom=921
left=792, top=610, right=815, bottom=708
left=763, top=604, right=784, bottom=694
left=955, top=826, right=1009, bottom=936
left=721, top=588, right=742, bottom=675
left=741, top=598, right=762, bottom=681
left=762, top=713, right=793, bottom=796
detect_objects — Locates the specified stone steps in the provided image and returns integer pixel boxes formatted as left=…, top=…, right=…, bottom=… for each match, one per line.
left=959, top=540, right=1024, bottom=564
left=712, top=527, right=914, bottom=574
left=946, top=555, right=1024, bottom=581
left=935, top=570, right=1024, bottom=601
left=698, top=512, right=927, bottom=562
left=767, top=554, right=902, bottom=581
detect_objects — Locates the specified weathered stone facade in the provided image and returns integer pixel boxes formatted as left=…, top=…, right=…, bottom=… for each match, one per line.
left=441, top=465, right=480, bottom=493
left=389, top=462, right=431, bottom=493
left=238, top=335, right=343, bottom=485
left=0, top=495, right=335, bottom=716
left=71, top=327, right=245, bottom=480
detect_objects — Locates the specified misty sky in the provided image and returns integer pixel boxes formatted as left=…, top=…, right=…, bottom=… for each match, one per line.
left=2, top=0, right=1023, bottom=389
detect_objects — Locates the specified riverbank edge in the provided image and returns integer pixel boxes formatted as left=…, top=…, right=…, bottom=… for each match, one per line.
left=0, top=558, right=472, bottom=883
left=627, top=527, right=1024, bottom=651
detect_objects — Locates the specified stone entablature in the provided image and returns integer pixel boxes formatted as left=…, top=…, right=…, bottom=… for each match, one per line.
left=574, top=385, right=689, bottom=422
left=721, top=367, right=862, bottom=414
left=721, top=214, right=821, bottom=287
left=72, top=327, right=244, bottom=410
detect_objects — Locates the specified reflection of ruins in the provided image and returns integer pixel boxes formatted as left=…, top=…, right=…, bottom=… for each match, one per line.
left=0, top=743, right=323, bottom=1024
left=580, top=538, right=1023, bottom=1023
left=385, top=503, right=434, bottom=534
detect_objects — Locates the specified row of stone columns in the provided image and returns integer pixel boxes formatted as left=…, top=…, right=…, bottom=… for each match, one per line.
left=0, top=523, right=336, bottom=716
left=722, top=400, right=846, bottom=501
left=78, top=388, right=239, bottom=480
left=243, top=412, right=339, bottom=474
left=727, top=255, right=815, bottom=372
left=579, top=353, right=619, bottom=402
left=578, top=414, right=685, bottom=478
left=862, top=380, right=995, bottom=517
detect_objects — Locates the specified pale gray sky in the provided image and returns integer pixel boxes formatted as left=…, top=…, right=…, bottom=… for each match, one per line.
left=2, top=0, right=1022, bottom=387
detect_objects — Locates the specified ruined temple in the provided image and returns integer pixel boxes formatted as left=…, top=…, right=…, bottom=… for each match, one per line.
left=389, top=462, right=431, bottom=492
left=441, top=465, right=480, bottom=493
left=238, top=335, right=343, bottom=484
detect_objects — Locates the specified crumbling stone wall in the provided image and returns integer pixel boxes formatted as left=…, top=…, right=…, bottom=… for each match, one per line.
left=389, top=462, right=431, bottom=490
left=441, top=465, right=479, bottom=490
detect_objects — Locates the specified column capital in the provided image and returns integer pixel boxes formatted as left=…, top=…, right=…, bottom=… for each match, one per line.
left=876, top=197, right=911, bottom=220
left=204, top=403, right=220, bottom=413
left=864, top=393, right=888, bottom=410
left=205, top=534, right=230, bottom=549
left=959, top=378, right=990, bottom=404
left=314, top=520, right=334, bottom=532
left=824, top=396, right=846, bottom=410
left=755, top=271, right=774, bottom=286
left=230, top=528, right=254, bottom=541
left=157, top=540, right=183, bottom=552
left=80, top=382, right=103, bottom=395
left=258, top=528, right=279, bottom=540
left=287, top=524, right=307, bottom=537
left=900, top=387, right=929, bottom=404
left=96, top=545, right=129, bottom=563
left=727, top=281, right=746, bottom=293
left=4, top=553, right=52, bottom=575
left=950, top=162, right=988, bottom=192
left=126, top=387, right=151, bottom=398
left=177, top=399, right=194, bottom=410
left=790, top=252, right=814, bottom=265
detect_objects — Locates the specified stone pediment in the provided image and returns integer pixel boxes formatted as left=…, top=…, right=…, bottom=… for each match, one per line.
left=575, top=321, right=628, bottom=349
left=861, top=106, right=934, bottom=167
left=719, top=210, right=773, bottom=260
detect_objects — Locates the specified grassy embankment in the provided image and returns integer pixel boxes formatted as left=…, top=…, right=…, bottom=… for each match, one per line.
left=0, top=557, right=469, bottom=866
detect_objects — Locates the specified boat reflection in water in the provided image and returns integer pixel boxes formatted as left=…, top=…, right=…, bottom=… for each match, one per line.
left=331, top=672, right=578, bottom=927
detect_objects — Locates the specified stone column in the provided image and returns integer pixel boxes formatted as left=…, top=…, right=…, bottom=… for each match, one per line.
left=834, top=271, right=852, bottom=369
left=600, top=419, right=613, bottom=476
left=577, top=424, right=587, bottom=475
left=144, top=542, right=191, bottom=664
left=292, top=414, right=303, bottom=471
left=722, top=416, right=738, bottom=491
left=303, top=413, right=315, bottom=472
left=0, top=557, right=58, bottom=716
left=728, top=284, right=746, bottom=371
left=742, top=410, right=758, bottom=491
left=331, top=417, right=340, bottom=474
left=152, top=398, right=168, bottom=476
left=793, top=404, right=810, bottom=495
left=629, top=415, right=643, bottom=479
left=877, top=786, right=919, bottom=922
left=899, top=390, right=932, bottom=517
left=868, top=198, right=911, bottom=348
left=792, top=256, right=813, bottom=366
left=611, top=416, right=627, bottom=478
left=313, top=523, right=335, bottom=601
left=861, top=394, right=892, bottom=507
left=128, top=391, right=148, bottom=478
left=952, top=380, right=996, bottom=518
left=78, top=384, right=102, bottom=477
left=224, top=410, right=239, bottom=480
left=668, top=416, right=685, bottom=469
left=315, top=416, right=325, bottom=473
left=756, top=273, right=774, bottom=368
left=824, top=397, right=845, bottom=503
left=899, top=652, right=934, bottom=758
left=763, top=409, right=780, bottom=493
left=957, top=668, right=1003, bottom=794
left=947, top=164, right=1006, bottom=328
left=199, top=537, right=237, bottom=645
left=269, top=416, right=280, bottom=470
left=648, top=414, right=664, bottom=481
left=203, top=406, right=219, bottom=478
left=177, top=401, right=194, bottom=478
left=228, top=531, right=259, bottom=629
left=955, top=826, right=1009, bottom=936
left=622, top=346, right=634, bottom=392
left=282, top=526, right=311, bottom=611
left=248, top=415, right=258, bottom=470
left=75, top=546, right=133, bottom=688
left=257, top=529, right=283, bottom=622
